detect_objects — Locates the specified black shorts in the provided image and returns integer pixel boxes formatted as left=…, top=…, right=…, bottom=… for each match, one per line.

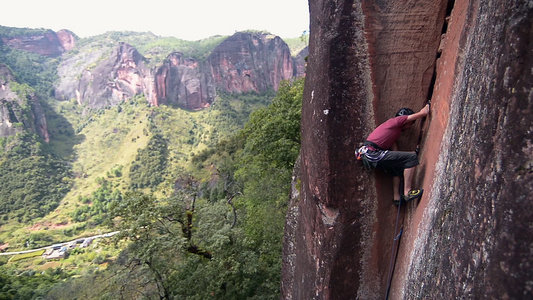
left=373, top=151, right=419, bottom=177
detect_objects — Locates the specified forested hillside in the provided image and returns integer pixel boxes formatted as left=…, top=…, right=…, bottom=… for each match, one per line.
left=0, top=27, right=305, bottom=299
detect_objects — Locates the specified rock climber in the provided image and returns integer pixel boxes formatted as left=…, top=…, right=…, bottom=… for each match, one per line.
left=358, top=104, right=430, bottom=206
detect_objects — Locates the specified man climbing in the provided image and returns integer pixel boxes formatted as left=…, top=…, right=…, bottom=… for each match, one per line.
left=359, top=104, right=430, bottom=206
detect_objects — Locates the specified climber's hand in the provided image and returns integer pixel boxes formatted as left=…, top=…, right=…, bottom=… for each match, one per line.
left=420, top=103, right=430, bottom=116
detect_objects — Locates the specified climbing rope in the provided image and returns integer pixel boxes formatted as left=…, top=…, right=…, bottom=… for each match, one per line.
left=384, top=100, right=430, bottom=299
left=384, top=195, right=405, bottom=300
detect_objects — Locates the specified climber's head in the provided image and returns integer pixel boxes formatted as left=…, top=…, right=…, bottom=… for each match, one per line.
left=396, top=107, right=416, bottom=130
left=395, top=107, right=415, bottom=117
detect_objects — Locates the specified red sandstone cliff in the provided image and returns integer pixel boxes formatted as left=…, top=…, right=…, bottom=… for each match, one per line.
left=154, top=52, right=215, bottom=110
left=55, top=31, right=302, bottom=110
left=207, top=32, right=295, bottom=93
left=1, top=29, right=76, bottom=57
left=1, top=28, right=302, bottom=110
left=76, top=42, right=152, bottom=108
left=0, top=64, right=49, bottom=142
left=281, top=0, right=532, bottom=299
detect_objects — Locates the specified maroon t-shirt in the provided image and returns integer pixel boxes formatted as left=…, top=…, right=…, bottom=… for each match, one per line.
left=366, top=115, right=409, bottom=150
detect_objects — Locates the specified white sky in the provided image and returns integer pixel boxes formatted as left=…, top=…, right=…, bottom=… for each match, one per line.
left=2, top=0, right=310, bottom=41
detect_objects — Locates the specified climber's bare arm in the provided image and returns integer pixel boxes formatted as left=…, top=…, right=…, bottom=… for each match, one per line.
left=407, top=104, right=430, bottom=122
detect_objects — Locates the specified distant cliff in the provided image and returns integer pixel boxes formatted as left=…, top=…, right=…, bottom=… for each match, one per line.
left=282, top=0, right=532, bottom=299
left=0, top=64, right=49, bottom=142
left=207, top=32, right=295, bottom=93
left=0, top=28, right=305, bottom=110
left=153, top=51, right=214, bottom=109
left=53, top=31, right=305, bottom=110
left=76, top=42, right=152, bottom=108
left=1, top=29, right=75, bottom=57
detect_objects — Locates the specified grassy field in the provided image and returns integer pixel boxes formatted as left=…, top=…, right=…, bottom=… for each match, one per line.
left=8, top=249, right=46, bottom=262
left=0, top=90, right=269, bottom=249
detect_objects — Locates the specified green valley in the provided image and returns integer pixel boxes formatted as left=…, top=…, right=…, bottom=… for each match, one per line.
left=0, top=27, right=305, bottom=299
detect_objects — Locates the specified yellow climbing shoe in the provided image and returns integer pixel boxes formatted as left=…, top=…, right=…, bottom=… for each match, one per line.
left=402, top=189, right=424, bottom=202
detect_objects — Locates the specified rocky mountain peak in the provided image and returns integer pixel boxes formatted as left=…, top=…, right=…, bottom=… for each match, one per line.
left=154, top=52, right=214, bottom=109
left=55, top=31, right=304, bottom=110
left=2, top=27, right=306, bottom=110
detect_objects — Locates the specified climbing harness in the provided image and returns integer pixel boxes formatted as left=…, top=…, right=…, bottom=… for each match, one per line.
left=356, top=144, right=388, bottom=172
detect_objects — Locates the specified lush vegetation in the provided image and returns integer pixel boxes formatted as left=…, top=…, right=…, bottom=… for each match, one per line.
left=0, top=25, right=52, bottom=38
left=284, top=30, right=310, bottom=56
left=241, top=79, right=303, bottom=170
left=0, top=132, right=71, bottom=224
left=0, top=25, right=306, bottom=299
left=0, top=28, right=70, bottom=225
left=0, top=44, right=59, bottom=97
left=40, top=77, right=304, bottom=299
left=0, top=267, right=63, bottom=299
left=70, top=178, right=123, bottom=226
left=129, top=134, right=169, bottom=189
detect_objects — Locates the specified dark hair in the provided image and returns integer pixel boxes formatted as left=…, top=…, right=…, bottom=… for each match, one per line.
left=396, top=108, right=415, bottom=117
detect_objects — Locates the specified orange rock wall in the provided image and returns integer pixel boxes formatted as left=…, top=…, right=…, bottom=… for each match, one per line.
left=397, top=0, right=532, bottom=298
left=282, top=0, right=532, bottom=299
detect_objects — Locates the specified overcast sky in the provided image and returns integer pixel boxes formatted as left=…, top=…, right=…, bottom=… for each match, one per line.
left=2, top=0, right=310, bottom=41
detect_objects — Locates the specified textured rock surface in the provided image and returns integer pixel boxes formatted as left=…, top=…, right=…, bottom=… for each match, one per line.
left=54, top=31, right=302, bottom=110
left=1, top=29, right=76, bottom=57
left=54, top=46, right=108, bottom=102
left=0, top=64, right=49, bottom=142
left=293, top=46, right=309, bottom=78
left=399, top=1, right=533, bottom=299
left=154, top=52, right=215, bottom=109
left=282, top=0, right=385, bottom=297
left=77, top=42, right=152, bottom=108
left=207, top=32, right=294, bottom=93
left=282, top=0, right=532, bottom=299
left=55, top=29, right=76, bottom=52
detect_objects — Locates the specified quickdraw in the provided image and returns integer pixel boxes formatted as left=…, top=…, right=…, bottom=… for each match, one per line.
left=355, top=145, right=369, bottom=161
left=355, top=146, right=372, bottom=171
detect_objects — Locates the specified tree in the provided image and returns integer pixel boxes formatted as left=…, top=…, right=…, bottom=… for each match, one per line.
left=109, top=176, right=212, bottom=299
left=0, top=132, right=71, bottom=220
left=242, top=78, right=303, bottom=171
left=129, top=134, right=168, bottom=189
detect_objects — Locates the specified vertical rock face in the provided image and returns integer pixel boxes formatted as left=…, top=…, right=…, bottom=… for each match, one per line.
left=207, top=32, right=294, bottom=93
left=0, top=64, right=49, bottom=142
left=0, top=65, right=20, bottom=139
left=54, top=31, right=302, bottom=110
left=282, top=0, right=532, bottom=299
left=77, top=42, right=151, bottom=108
left=400, top=1, right=533, bottom=299
left=282, top=0, right=446, bottom=298
left=75, top=45, right=216, bottom=110
left=154, top=52, right=215, bottom=110
left=56, top=29, right=77, bottom=51
left=1, top=29, right=76, bottom=57
left=293, top=46, right=309, bottom=78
